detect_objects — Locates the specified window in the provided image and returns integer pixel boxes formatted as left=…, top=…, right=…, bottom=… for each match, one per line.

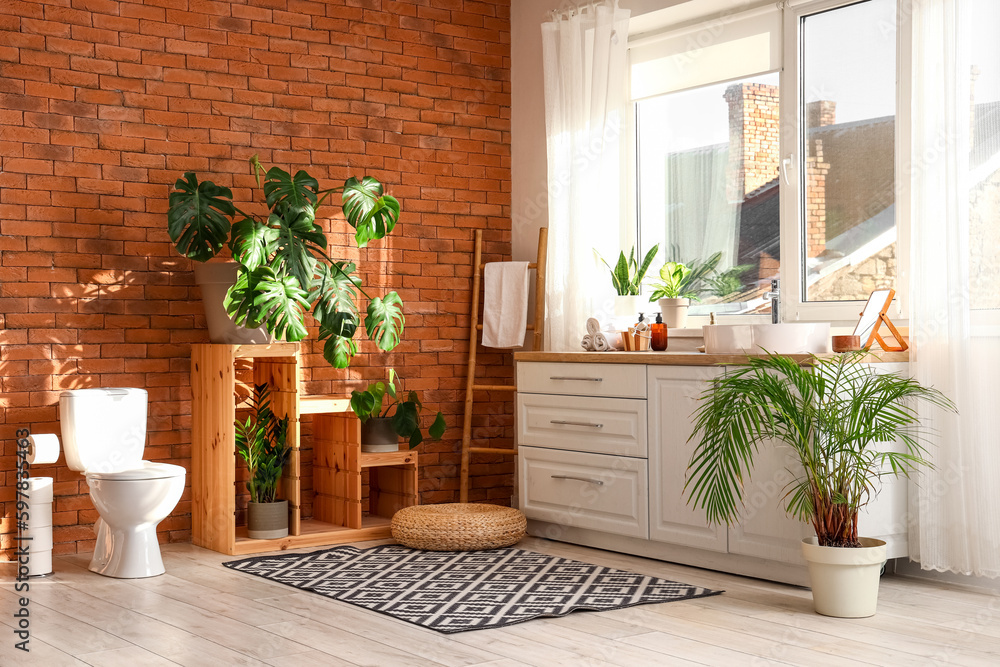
left=799, top=0, right=897, bottom=303
left=635, top=73, right=780, bottom=316
left=629, top=0, right=902, bottom=322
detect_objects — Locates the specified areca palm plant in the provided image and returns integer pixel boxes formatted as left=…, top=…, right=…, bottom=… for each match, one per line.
left=167, top=155, right=403, bottom=368
left=685, top=352, right=955, bottom=548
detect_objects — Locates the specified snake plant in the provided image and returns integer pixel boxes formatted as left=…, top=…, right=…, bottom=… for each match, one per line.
left=596, top=245, right=659, bottom=296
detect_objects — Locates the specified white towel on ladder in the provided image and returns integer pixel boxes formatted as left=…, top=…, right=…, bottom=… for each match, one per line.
left=482, top=261, right=530, bottom=348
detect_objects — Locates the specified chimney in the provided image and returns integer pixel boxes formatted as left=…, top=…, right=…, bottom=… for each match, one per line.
left=724, top=83, right=780, bottom=200
left=804, top=101, right=836, bottom=258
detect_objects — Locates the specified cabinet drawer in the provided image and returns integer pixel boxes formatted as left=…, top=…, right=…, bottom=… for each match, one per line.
left=519, top=446, right=648, bottom=539
left=517, top=362, right=646, bottom=398
left=517, top=393, right=646, bottom=457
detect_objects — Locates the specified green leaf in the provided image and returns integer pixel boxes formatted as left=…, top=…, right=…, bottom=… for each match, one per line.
left=342, top=176, right=400, bottom=248
left=229, top=218, right=279, bottom=270
left=365, top=291, right=405, bottom=351
left=350, top=389, right=378, bottom=422
left=226, top=266, right=310, bottom=341
left=270, top=207, right=328, bottom=291
left=167, top=172, right=235, bottom=262
left=309, top=261, right=360, bottom=330
left=323, top=335, right=357, bottom=369
left=263, top=167, right=318, bottom=212
left=391, top=401, right=419, bottom=437
left=428, top=412, right=446, bottom=439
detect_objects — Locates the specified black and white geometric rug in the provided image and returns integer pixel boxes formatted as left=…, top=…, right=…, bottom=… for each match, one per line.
left=223, top=544, right=722, bottom=633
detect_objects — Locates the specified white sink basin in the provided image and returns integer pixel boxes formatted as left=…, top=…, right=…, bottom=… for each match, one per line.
left=703, top=323, right=831, bottom=355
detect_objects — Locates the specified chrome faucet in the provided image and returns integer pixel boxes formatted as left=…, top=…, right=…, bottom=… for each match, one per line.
left=765, top=279, right=780, bottom=324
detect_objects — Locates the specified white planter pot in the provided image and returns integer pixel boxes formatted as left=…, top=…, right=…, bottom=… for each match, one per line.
left=194, top=262, right=273, bottom=344
left=801, top=537, right=887, bottom=618
left=657, top=298, right=690, bottom=329
left=613, top=295, right=645, bottom=319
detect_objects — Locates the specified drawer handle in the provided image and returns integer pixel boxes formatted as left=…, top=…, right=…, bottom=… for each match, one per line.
left=550, top=420, right=604, bottom=428
left=551, top=475, right=604, bottom=486
left=549, top=376, right=603, bottom=382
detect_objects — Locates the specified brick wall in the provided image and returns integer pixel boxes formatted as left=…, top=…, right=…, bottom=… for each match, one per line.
left=724, top=83, right=779, bottom=199
left=0, top=0, right=513, bottom=560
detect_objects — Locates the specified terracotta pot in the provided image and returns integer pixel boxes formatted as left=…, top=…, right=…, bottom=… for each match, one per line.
left=247, top=500, right=288, bottom=540
left=193, top=262, right=273, bottom=344
left=360, top=417, right=400, bottom=453
left=801, top=536, right=887, bottom=617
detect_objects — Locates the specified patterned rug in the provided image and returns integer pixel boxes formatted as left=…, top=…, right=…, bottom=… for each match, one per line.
left=223, top=544, right=722, bottom=633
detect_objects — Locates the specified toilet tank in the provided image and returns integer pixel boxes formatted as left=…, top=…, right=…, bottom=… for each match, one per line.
left=60, top=388, right=148, bottom=473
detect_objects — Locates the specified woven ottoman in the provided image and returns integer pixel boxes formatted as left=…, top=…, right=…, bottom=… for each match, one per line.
left=391, top=503, right=527, bottom=551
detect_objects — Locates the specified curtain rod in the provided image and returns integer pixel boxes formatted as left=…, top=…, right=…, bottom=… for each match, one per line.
left=547, top=0, right=620, bottom=22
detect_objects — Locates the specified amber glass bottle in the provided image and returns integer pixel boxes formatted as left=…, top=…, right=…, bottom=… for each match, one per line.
left=651, top=312, right=668, bottom=351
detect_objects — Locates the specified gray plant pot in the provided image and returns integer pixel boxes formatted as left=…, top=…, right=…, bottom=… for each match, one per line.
left=361, top=417, right=401, bottom=453
left=247, top=500, right=288, bottom=540
left=194, top=262, right=273, bottom=344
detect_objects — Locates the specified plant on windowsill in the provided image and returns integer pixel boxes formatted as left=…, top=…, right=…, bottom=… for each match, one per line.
left=648, top=252, right=721, bottom=328
left=236, top=383, right=292, bottom=540
left=685, top=351, right=955, bottom=618
left=595, top=245, right=659, bottom=320
left=167, top=155, right=404, bottom=368
left=350, top=369, right=447, bottom=452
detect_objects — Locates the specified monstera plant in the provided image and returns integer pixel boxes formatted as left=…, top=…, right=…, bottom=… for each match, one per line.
left=167, top=156, right=403, bottom=368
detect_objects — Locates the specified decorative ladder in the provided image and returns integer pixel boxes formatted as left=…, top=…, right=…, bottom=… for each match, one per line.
left=458, top=228, right=548, bottom=502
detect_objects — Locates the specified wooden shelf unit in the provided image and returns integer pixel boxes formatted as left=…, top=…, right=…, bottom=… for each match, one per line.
left=191, top=343, right=419, bottom=556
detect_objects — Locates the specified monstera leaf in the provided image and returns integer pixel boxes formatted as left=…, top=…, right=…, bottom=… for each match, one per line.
left=167, top=173, right=235, bottom=262
left=270, top=207, right=327, bottom=290
left=263, top=167, right=318, bottom=213
left=226, top=266, right=310, bottom=341
left=322, top=334, right=358, bottom=369
left=308, top=261, right=360, bottom=328
left=229, top=218, right=279, bottom=271
left=342, top=176, right=401, bottom=248
left=365, top=292, right=405, bottom=351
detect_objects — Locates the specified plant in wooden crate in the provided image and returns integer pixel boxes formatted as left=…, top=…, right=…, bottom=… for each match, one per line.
left=167, top=155, right=404, bottom=368
left=350, top=369, right=447, bottom=452
left=685, top=352, right=955, bottom=617
left=236, top=383, right=292, bottom=539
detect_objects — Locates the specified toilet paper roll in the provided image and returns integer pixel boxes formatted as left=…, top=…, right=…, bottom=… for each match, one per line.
left=28, top=550, right=52, bottom=577
left=27, top=477, right=54, bottom=504
left=27, top=434, right=60, bottom=465
left=26, top=502, right=52, bottom=529
left=23, top=525, right=53, bottom=552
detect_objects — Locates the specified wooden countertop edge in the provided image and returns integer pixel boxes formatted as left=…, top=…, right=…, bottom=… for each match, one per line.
left=513, top=350, right=910, bottom=365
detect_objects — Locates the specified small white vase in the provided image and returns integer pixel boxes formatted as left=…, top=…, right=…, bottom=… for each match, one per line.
left=657, top=298, right=690, bottom=329
left=801, top=536, right=887, bottom=618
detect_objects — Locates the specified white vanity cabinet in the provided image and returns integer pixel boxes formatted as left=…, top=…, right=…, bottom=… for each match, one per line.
left=516, top=356, right=911, bottom=586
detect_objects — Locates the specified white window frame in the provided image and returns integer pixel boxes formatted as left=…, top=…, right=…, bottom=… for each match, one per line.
left=779, top=0, right=909, bottom=325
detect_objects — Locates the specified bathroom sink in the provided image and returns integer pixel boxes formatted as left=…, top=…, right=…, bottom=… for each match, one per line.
left=703, top=323, right=831, bottom=355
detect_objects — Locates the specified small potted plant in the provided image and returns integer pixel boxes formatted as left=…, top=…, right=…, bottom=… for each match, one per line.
left=350, top=369, right=447, bottom=452
left=167, top=155, right=404, bottom=368
left=595, top=245, right=659, bottom=320
left=685, top=352, right=955, bottom=617
left=235, top=383, right=291, bottom=539
left=648, top=253, right=721, bottom=328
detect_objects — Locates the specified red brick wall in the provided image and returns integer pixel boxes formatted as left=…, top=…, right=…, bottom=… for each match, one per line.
left=0, top=0, right=513, bottom=560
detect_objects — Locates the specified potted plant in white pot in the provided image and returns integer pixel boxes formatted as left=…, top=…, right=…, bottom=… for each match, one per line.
left=648, top=253, right=720, bottom=328
left=595, top=245, right=659, bottom=322
left=685, top=352, right=955, bottom=617
left=167, top=155, right=404, bottom=368
left=350, top=369, right=447, bottom=452
left=235, top=383, right=291, bottom=539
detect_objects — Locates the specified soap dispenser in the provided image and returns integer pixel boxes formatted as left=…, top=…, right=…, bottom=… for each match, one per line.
left=651, top=312, right=668, bottom=351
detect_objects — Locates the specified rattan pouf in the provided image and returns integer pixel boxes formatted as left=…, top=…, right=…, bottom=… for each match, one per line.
left=391, top=503, right=527, bottom=551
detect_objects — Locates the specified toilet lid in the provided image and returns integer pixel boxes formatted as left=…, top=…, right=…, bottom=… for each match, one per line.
left=86, top=462, right=186, bottom=481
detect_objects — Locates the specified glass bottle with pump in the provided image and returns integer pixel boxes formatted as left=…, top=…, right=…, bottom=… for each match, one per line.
left=651, top=312, right=668, bottom=351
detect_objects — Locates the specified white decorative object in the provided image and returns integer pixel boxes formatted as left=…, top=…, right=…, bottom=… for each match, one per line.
left=541, top=4, right=631, bottom=351
left=801, top=537, right=887, bottom=618
left=60, top=388, right=186, bottom=579
left=26, top=477, right=54, bottom=576
left=909, top=0, right=1000, bottom=578
left=658, top=297, right=689, bottom=329
left=26, top=434, right=60, bottom=464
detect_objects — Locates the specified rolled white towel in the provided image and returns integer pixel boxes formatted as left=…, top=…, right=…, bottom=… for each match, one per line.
left=593, top=331, right=615, bottom=351
left=586, top=317, right=601, bottom=336
left=581, top=334, right=595, bottom=351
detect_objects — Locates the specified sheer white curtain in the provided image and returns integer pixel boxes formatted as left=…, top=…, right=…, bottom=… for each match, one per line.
left=909, top=0, right=1000, bottom=578
left=541, top=1, right=630, bottom=351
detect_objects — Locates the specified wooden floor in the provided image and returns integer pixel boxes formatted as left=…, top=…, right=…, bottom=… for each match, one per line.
left=2, top=536, right=998, bottom=666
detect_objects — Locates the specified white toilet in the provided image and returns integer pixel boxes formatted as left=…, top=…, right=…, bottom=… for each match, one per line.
left=60, top=388, right=186, bottom=578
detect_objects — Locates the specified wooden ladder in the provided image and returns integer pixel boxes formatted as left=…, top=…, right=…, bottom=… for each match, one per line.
left=459, top=228, right=547, bottom=502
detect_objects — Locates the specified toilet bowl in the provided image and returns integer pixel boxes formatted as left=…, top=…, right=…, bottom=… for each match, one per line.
left=60, top=388, right=187, bottom=578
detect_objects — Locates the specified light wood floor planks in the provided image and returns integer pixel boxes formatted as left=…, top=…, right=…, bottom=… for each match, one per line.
left=2, top=536, right=998, bottom=666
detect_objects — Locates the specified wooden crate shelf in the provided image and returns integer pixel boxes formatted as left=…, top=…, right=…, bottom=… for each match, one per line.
left=191, top=343, right=418, bottom=556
